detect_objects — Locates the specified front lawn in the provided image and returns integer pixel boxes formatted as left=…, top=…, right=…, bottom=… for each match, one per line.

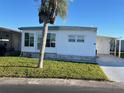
left=0, top=57, right=108, bottom=81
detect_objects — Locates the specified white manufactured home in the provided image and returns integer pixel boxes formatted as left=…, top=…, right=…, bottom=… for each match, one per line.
left=18, top=26, right=122, bottom=62
left=19, top=26, right=97, bottom=62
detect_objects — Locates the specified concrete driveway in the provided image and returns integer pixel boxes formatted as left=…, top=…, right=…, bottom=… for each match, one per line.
left=96, top=55, right=124, bottom=82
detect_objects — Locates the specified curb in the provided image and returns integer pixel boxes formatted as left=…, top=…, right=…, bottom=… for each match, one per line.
left=0, top=78, right=124, bottom=89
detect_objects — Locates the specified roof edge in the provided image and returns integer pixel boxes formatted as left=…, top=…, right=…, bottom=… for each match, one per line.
left=18, top=26, right=97, bottom=31
left=0, top=27, right=20, bottom=33
left=97, top=35, right=119, bottom=39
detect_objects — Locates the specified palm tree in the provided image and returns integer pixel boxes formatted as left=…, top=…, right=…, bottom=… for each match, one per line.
left=38, top=0, right=68, bottom=68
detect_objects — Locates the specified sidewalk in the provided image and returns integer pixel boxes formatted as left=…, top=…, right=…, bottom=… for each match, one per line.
left=0, top=78, right=124, bottom=89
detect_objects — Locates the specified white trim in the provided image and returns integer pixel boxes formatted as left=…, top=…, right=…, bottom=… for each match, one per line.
left=114, top=40, right=117, bottom=56
left=119, top=39, right=122, bottom=58
left=97, top=35, right=119, bottom=39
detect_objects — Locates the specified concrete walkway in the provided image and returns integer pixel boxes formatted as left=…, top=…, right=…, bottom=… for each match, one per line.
left=96, top=55, right=124, bottom=82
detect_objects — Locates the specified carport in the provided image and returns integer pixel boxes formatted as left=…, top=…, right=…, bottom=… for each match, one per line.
left=0, top=27, right=21, bottom=56
left=96, top=36, right=122, bottom=58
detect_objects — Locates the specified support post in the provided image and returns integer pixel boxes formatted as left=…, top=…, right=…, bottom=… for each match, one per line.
left=119, top=39, right=122, bottom=58
left=114, top=40, right=117, bottom=56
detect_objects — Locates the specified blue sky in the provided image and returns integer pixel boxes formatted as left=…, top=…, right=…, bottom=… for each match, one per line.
left=0, top=0, right=124, bottom=38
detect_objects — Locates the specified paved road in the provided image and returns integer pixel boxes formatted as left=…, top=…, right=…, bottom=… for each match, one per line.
left=97, top=55, right=124, bottom=82
left=0, top=85, right=124, bottom=93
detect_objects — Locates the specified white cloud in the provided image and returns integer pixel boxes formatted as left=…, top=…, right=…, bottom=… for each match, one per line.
left=70, top=0, right=74, bottom=2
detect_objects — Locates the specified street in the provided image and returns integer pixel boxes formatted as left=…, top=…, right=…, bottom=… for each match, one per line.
left=0, top=85, right=123, bottom=93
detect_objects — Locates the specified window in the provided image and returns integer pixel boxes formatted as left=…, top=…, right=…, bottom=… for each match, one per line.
left=77, top=35, right=84, bottom=42
left=46, top=33, right=56, bottom=47
left=37, top=33, right=56, bottom=49
left=37, top=34, right=41, bottom=49
left=24, top=33, right=34, bottom=47
left=68, top=35, right=76, bottom=42
left=68, top=35, right=84, bottom=43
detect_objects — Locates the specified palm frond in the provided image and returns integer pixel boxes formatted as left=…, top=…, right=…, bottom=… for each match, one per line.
left=37, top=0, right=69, bottom=23
left=57, top=0, right=68, bottom=20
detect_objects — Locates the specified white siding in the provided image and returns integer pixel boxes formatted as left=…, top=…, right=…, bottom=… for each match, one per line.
left=96, top=37, right=111, bottom=54
left=21, top=29, right=96, bottom=57
left=56, top=30, right=96, bottom=56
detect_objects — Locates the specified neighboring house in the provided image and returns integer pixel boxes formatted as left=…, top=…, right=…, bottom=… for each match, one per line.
left=121, top=40, right=124, bottom=52
left=0, top=27, right=21, bottom=56
left=115, top=40, right=124, bottom=54
left=18, top=26, right=97, bottom=63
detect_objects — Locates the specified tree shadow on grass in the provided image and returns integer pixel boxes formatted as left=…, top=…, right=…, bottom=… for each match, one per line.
left=0, top=65, right=37, bottom=68
left=52, top=59, right=97, bottom=65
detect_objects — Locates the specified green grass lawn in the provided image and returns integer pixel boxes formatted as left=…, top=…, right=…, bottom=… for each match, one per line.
left=0, top=57, right=108, bottom=81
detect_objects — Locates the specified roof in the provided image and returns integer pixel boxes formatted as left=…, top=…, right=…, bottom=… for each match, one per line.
left=18, top=26, right=97, bottom=31
left=97, top=35, right=119, bottom=39
left=0, top=27, right=21, bottom=33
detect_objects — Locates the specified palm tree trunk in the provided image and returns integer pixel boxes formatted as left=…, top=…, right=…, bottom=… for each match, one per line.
left=38, top=22, right=48, bottom=68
